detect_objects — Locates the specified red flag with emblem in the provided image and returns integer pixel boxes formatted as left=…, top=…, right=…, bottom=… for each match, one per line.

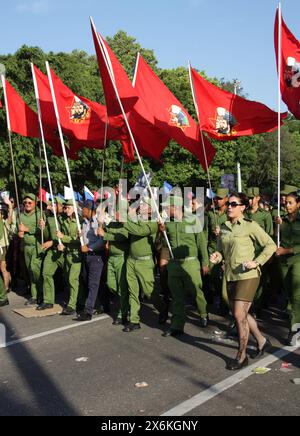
left=32, top=65, right=123, bottom=146
left=1, top=77, right=60, bottom=152
left=190, top=67, right=287, bottom=141
left=133, top=54, right=215, bottom=169
left=275, top=10, right=300, bottom=119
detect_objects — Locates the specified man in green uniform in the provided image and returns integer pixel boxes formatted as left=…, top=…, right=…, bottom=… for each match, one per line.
left=100, top=211, right=130, bottom=326
left=160, top=196, right=210, bottom=337
left=57, top=200, right=83, bottom=316
left=18, top=194, right=44, bottom=305
left=246, top=187, right=274, bottom=315
left=0, top=214, right=9, bottom=307
left=37, top=197, right=65, bottom=310
left=275, top=192, right=300, bottom=344
left=207, top=188, right=229, bottom=311
left=122, top=198, right=163, bottom=332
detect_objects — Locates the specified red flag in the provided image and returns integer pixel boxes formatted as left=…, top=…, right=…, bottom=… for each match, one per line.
left=91, top=21, right=171, bottom=162
left=33, top=65, right=122, bottom=146
left=90, top=19, right=139, bottom=118
left=133, top=55, right=215, bottom=169
left=2, top=77, right=60, bottom=149
left=275, top=10, right=300, bottom=119
left=190, top=67, right=287, bottom=141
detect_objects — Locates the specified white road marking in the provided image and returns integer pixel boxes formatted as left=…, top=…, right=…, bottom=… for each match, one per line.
left=161, top=345, right=300, bottom=416
left=0, top=315, right=110, bottom=349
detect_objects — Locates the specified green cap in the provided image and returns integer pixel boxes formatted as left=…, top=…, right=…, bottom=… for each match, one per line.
left=246, top=187, right=260, bottom=198
left=23, top=193, right=36, bottom=202
left=215, top=188, right=229, bottom=199
left=281, top=184, right=298, bottom=196
left=161, top=196, right=183, bottom=207
left=63, top=199, right=77, bottom=207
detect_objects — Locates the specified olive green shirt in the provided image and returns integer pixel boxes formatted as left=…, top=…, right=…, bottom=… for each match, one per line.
left=246, top=208, right=274, bottom=236
left=217, top=217, right=277, bottom=282
left=104, top=222, right=129, bottom=256
left=0, top=217, right=4, bottom=241
left=18, top=210, right=44, bottom=246
left=61, top=216, right=81, bottom=253
left=207, top=210, right=227, bottom=253
left=124, top=218, right=157, bottom=258
left=280, top=212, right=300, bottom=257
left=164, top=218, right=209, bottom=267
left=44, top=214, right=63, bottom=248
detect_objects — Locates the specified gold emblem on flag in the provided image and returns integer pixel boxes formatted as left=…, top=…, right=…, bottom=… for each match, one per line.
left=68, top=96, right=91, bottom=124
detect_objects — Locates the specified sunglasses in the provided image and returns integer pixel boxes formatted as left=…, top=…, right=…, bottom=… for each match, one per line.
left=226, top=201, right=243, bottom=208
left=23, top=201, right=33, bottom=205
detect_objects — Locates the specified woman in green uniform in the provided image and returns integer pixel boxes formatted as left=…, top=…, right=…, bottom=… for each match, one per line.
left=275, top=192, right=300, bottom=346
left=210, top=193, right=276, bottom=371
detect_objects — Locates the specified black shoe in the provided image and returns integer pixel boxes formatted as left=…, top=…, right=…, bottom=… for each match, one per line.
left=123, top=323, right=141, bottom=333
left=251, top=338, right=272, bottom=359
left=162, top=329, right=184, bottom=338
left=93, top=308, right=105, bottom=315
left=77, top=312, right=92, bottom=322
left=36, top=303, right=54, bottom=311
left=112, top=318, right=122, bottom=326
left=199, top=316, right=209, bottom=328
left=0, top=299, right=9, bottom=308
left=159, top=309, right=169, bottom=325
left=61, top=306, right=76, bottom=316
left=25, top=298, right=37, bottom=306
left=227, top=357, right=249, bottom=371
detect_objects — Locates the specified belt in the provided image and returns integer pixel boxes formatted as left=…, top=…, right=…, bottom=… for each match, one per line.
left=172, top=257, right=197, bottom=263
left=86, top=251, right=104, bottom=256
left=110, top=254, right=125, bottom=258
left=130, top=255, right=152, bottom=261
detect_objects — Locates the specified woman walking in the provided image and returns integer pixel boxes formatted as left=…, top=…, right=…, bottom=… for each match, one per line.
left=211, top=193, right=276, bottom=370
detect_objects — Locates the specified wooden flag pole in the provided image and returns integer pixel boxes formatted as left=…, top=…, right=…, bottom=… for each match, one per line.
left=45, top=61, right=84, bottom=246
left=91, top=18, right=174, bottom=259
left=31, top=63, right=62, bottom=246
left=1, top=74, right=21, bottom=220
left=277, top=2, right=282, bottom=247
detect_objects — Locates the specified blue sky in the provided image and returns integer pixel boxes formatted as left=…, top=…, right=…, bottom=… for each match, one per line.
left=1, top=0, right=300, bottom=110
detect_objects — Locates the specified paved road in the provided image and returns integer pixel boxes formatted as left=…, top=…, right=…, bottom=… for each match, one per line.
left=0, top=292, right=299, bottom=416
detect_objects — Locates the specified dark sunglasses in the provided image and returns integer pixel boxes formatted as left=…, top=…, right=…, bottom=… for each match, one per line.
left=23, top=201, right=33, bottom=205
left=226, top=201, right=243, bottom=208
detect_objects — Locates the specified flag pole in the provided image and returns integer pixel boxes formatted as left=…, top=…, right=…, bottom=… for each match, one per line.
left=188, top=63, right=218, bottom=224
left=277, top=2, right=282, bottom=247
left=31, top=63, right=62, bottom=246
left=1, top=75, right=21, bottom=220
left=233, top=80, right=242, bottom=192
left=38, top=142, right=44, bottom=244
left=91, top=18, right=174, bottom=259
left=45, top=61, right=84, bottom=246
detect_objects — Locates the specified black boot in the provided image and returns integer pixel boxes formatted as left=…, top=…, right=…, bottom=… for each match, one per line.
left=36, top=303, right=54, bottom=311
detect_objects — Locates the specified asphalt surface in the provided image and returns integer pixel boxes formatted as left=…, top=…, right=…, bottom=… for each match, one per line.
left=0, top=291, right=299, bottom=417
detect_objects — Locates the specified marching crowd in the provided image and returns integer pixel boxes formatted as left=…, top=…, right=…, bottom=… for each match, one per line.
left=0, top=182, right=299, bottom=370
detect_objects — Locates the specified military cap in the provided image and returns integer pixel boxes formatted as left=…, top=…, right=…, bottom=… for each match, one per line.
left=63, top=199, right=77, bottom=207
left=246, top=187, right=260, bottom=198
left=23, top=193, right=36, bottom=202
left=281, top=184, right=298, bottom=196
left=161, top=196, right=184, bottom=207
left=215, top=188, right=229, bottom=199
